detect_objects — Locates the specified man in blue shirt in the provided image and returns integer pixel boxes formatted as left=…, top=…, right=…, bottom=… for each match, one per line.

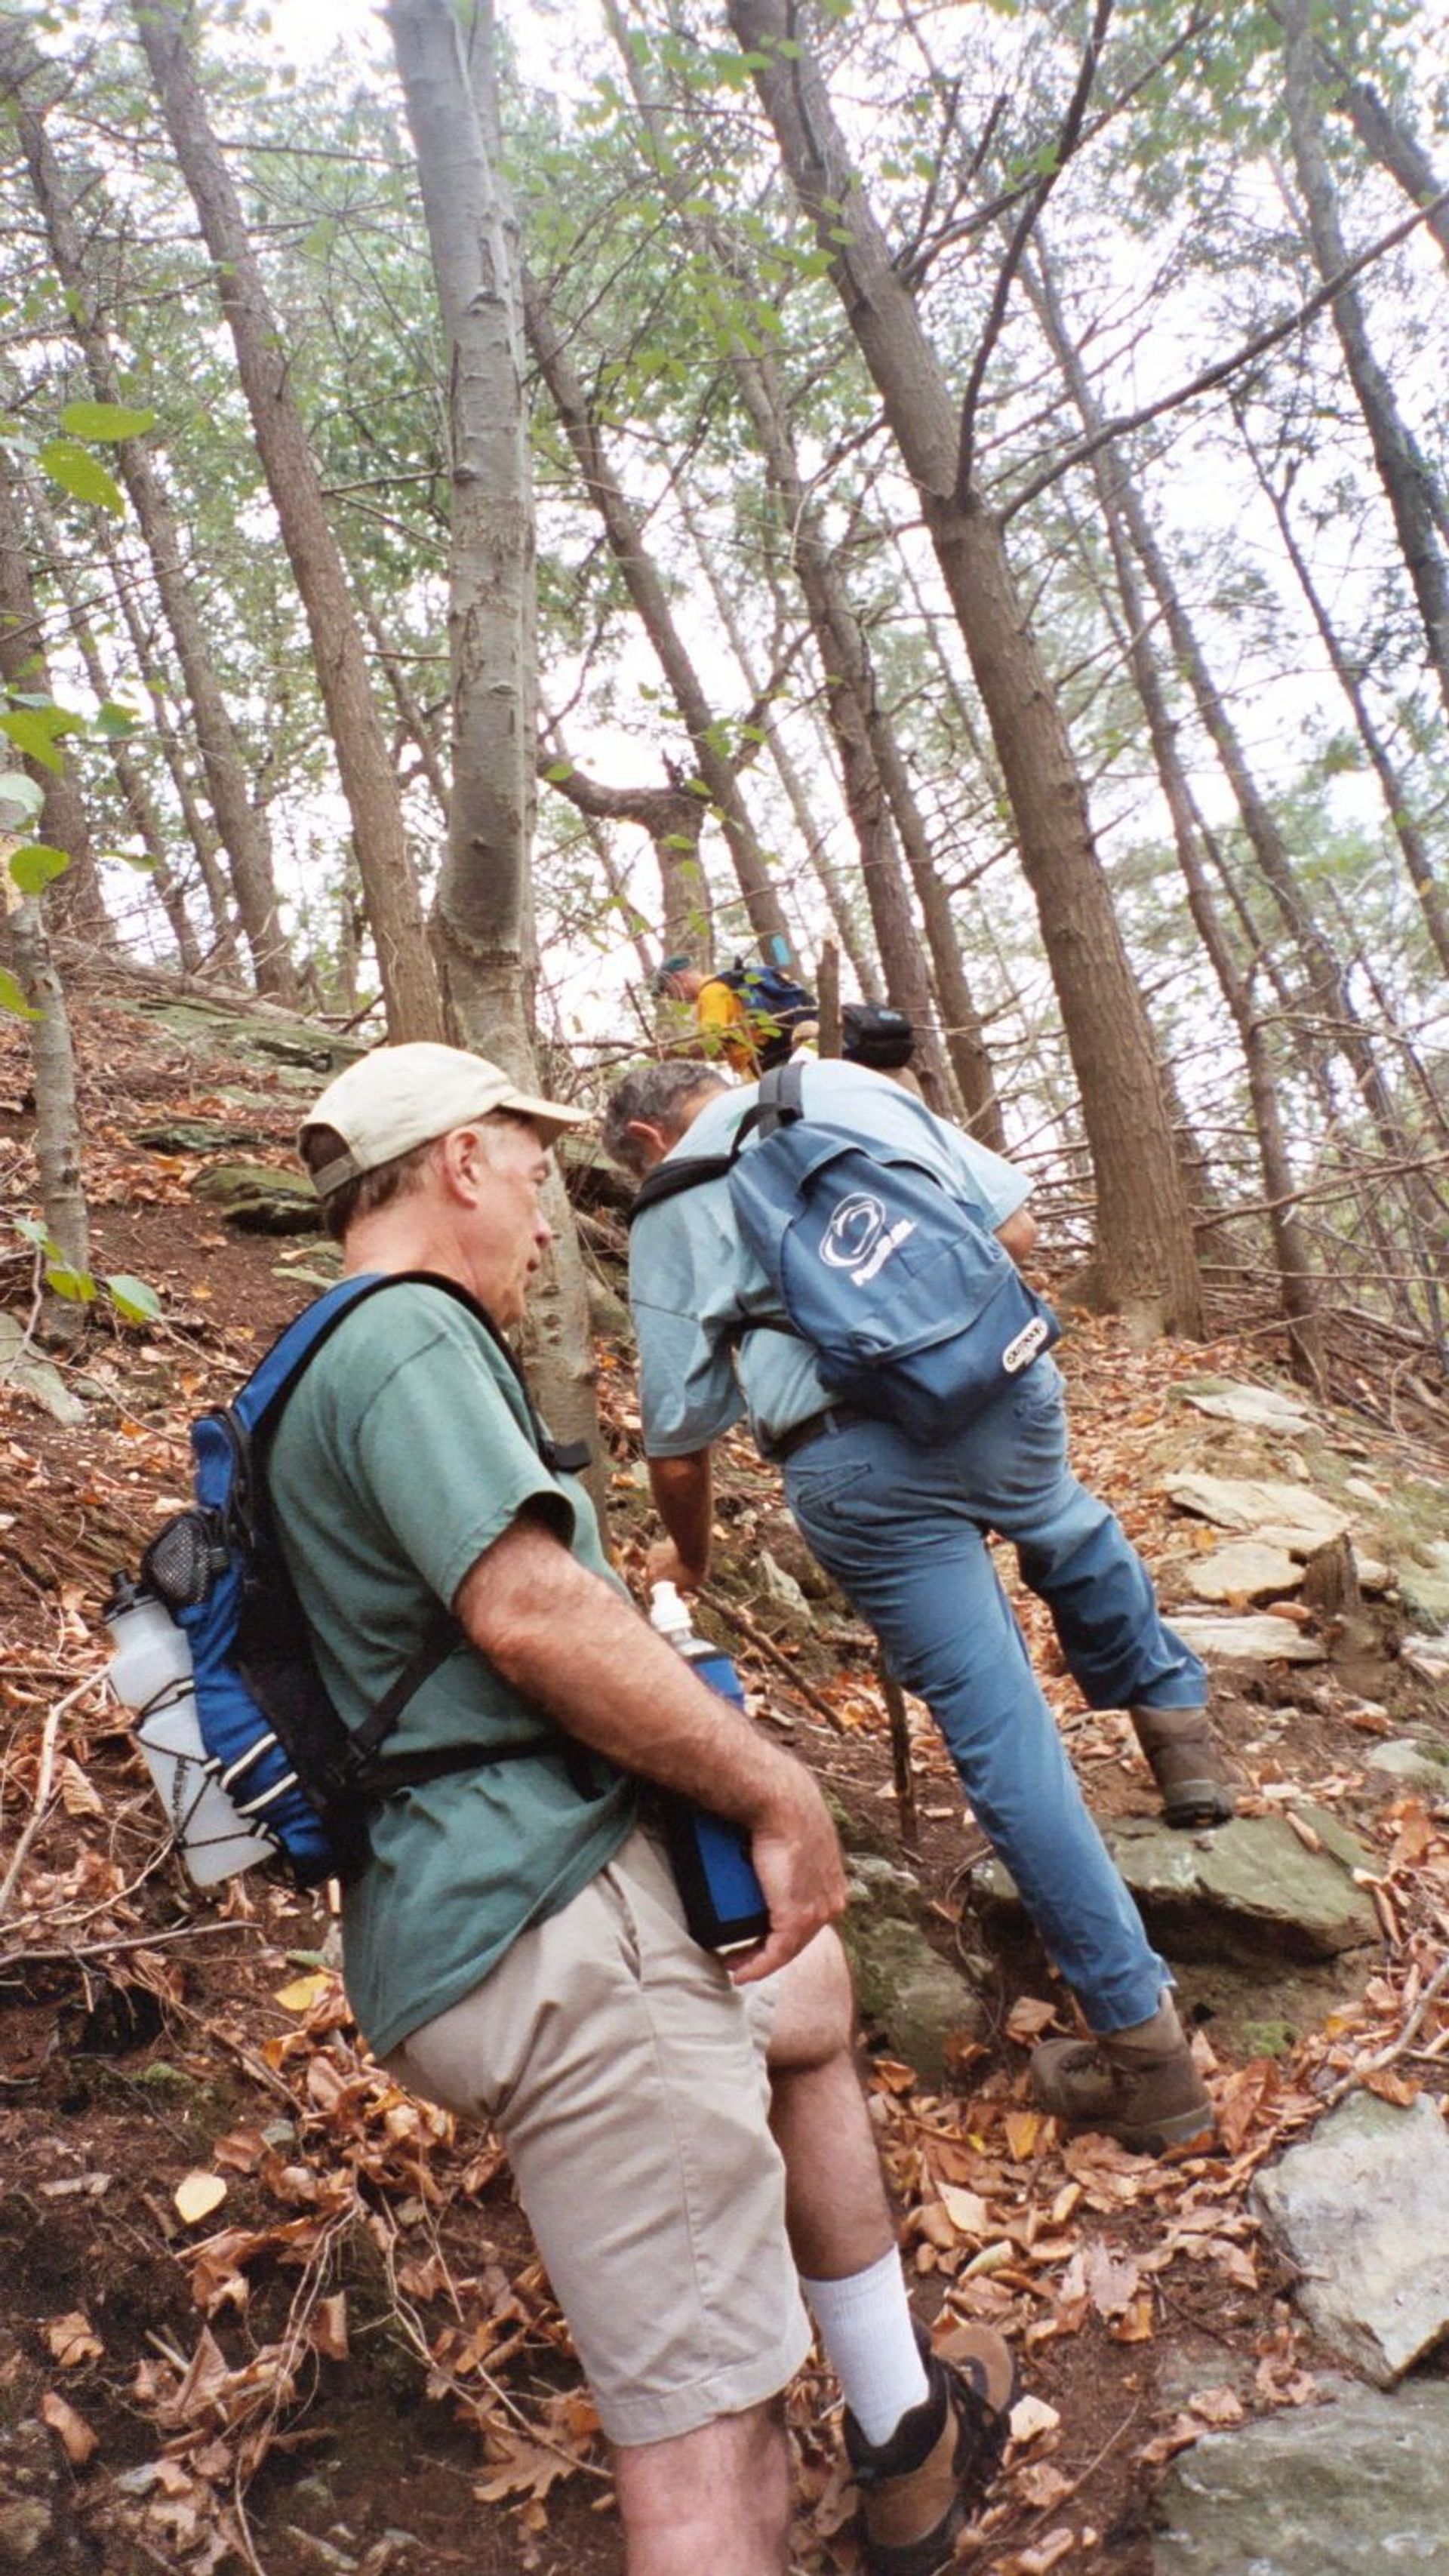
left=606, top=1058, right=1232, bottom=2159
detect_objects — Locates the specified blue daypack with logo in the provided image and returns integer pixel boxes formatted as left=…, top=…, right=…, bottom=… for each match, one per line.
left=630, top=1061, right=1060, bottom=1442
left=136, top=1272, right=589, bottom=1886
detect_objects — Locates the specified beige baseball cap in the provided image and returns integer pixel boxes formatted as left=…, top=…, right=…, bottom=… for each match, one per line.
left=299, top=1042, right=590, bottom=1199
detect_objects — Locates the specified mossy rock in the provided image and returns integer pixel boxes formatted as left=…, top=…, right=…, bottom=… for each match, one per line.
left=190, top=1162, right=321, bottom=1234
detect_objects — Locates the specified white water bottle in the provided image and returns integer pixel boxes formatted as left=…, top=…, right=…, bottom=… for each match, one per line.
left=105, top=1579, right=276, bottom=1885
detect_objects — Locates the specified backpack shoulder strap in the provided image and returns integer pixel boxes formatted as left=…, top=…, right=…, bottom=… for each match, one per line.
left=755, top=1056, right=806, bottom=1138
left=249, top=1270, right=589, bottom=1476
left=628, top=1152, right=734, bottom=1223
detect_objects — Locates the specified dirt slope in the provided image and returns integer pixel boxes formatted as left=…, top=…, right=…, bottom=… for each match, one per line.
left=2, top=985, right=1446, bottom=2576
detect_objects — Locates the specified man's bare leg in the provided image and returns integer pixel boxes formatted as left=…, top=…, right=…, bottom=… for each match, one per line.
left=766, top=1926, right=897, bottom=2278
left=613, top=2399, right=790, bottom=2576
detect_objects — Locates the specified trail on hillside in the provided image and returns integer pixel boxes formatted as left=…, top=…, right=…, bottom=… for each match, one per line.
left=2, top=987, right=1446, bottom=2576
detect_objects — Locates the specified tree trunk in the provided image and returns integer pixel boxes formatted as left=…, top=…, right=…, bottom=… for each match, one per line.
left=0, top=451, right=112, bottom=949
left=0, top=17, right=297, bottom=999
left=539, top=739, right=709, bottom=966
left=25, top=475, right=202, bottom=974
left=672, top=489, right=879, bottom=1001
left=386, top=0, right=603, bottom=1501
left=728, top=0, right=1200, bottom=1337
left=1025, top=242, right=1324, bottom=1384
left=1315, top=30, right=1449, bottom=268
left=1238, top=419, right=1449, bottom=982
left=1281, top=0, right=1449, bottom=722
left=521, top=268, right=797, bottom=971
left=2, top=885, right=90, bottom=1346
left=103, top=548, right=244, bottom=979
left=130, top=0, right=444, bottom=1041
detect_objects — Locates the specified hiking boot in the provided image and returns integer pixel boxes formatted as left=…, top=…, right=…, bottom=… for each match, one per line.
left=845, top=2322, right=1016, bottom=2575
left=1131, top=1705, right=1235, bottom=1829
left=1029, top=1996, right=1216, bottom=2156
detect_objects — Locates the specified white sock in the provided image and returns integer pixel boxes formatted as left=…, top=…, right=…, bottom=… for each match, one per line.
left=801, top=2249, right=930, bottom=2447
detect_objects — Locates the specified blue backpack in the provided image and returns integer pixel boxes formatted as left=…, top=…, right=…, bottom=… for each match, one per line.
left=134, top=1272, right=588, bottom=1887
left=716, top=962, right=817, bottom=1068
left=631, top=1062, right=1059, bottom=1442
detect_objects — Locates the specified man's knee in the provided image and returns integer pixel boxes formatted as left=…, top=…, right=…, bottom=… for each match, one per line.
left=766, top=1925, right=856, bottom=2072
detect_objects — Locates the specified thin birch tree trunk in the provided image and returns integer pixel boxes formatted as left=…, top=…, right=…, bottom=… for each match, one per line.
left=728, top=0, right=1200, bottom=1337
left=130, top=0, right=444, bottom=1041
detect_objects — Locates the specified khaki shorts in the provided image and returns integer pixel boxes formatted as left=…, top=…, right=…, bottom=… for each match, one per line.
left=383, top=1826, right=812, bottom=2445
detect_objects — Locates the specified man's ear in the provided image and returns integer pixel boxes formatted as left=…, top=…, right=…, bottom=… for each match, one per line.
left=435, top=1125, right=486, bottom=1202
left=626, top=1117, right=671, bottom=1169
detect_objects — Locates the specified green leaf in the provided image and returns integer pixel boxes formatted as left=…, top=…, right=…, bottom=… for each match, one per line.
left=94, top=700, right=138, bottom=738
left=543, top=759, right=576, bottom=783
left=59, top=399, right=155, bottom=443
left=0, top=971, right=42, bottom=1020
left=0, top=771, right=44, bottom=822
left=0, top=706, right=75, bottom=773
left=38, top=438, right=125, bottom=515
left=8, top=842, right=72, bottom=894
left=103, top=1273, right=162, bottom=1323
left=45, top=1261, right=97, bottom=1305
left=14, top=1217, right=49, bottom=1248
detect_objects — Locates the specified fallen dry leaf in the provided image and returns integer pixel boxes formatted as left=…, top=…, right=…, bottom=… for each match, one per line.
left=174, top=2173, right=228, bottom=2227
left=1008, top=2394, right=1062, bottom=2445
left=44, top=2313, right=103, bottom=2369
left=40, top=2388, right=98, bottom=2464
left=272, top=1971, right=334, bottom=2014
left=473, top=2438, right=579, bottom=2505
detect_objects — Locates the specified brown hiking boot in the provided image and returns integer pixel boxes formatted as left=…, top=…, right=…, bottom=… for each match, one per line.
left=1029, top=1996, right=1216, bottom=2156
left=1131, top=1705, right=1235, bottom=1829
left=845, top=2322, right=1017, bottom=2575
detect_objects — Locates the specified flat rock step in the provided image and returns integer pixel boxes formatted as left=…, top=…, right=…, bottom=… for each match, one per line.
left=978, top=1812, right=1378, bottom=1964
left=1153, top=2377, right=1449, bottom=2573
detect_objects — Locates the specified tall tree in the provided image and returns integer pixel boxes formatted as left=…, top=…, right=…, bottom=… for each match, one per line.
left=727, top=0, right=1201, bottom=1336
left=0, top=19, right=296, bottom=999
left=1281, top=0, right=1449, bottom=725
left=129, top=0, right=445, bottom=1041
left=386, top=0, right=603, bottom=1485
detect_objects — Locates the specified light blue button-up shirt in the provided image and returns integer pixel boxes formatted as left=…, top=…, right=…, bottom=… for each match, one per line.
left=629, top=1061, right=1031, bottom=1457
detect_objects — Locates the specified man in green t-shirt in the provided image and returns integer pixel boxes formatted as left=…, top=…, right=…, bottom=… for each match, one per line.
left=280, top=1043, right=1015, bottom=2576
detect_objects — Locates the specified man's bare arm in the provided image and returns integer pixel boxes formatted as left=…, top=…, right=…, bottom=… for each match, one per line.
left=647, top=1448, right=715, bottom=1586
left=454, top=1513, right=844, bottom=1980
left=995, top=1206, right=1038, bottom=1266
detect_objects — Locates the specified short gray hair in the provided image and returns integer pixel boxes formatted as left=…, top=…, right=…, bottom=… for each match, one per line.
left=601, top=1060, right=728, bottom=1177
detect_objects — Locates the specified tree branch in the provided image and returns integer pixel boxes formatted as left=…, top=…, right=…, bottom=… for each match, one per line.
left=1000, top=180, right=1449, bottom=523
left=956, top=0, right=1114, bottom=499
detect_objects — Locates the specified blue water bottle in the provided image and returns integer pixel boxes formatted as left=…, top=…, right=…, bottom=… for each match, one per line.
left=650, top=1583, right=771, bottom=1953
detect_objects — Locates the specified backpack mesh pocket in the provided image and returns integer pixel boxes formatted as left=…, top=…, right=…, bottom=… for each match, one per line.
left=143, top=1510, right=223, bottom=1611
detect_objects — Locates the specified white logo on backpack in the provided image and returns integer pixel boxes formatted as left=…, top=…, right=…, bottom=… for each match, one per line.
left=820, top=1192, right=918, bottom=1285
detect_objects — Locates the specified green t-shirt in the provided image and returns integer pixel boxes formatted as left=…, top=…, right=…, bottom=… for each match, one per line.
left=268, top=1280, right=636, bottom=2059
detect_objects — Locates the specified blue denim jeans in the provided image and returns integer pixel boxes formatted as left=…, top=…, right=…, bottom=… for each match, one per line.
left=783, top=1360, right=1195, bottom=2032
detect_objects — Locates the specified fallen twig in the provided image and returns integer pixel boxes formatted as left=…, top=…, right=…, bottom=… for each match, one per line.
left=700, top=1587, right=844, bottom=1733
left=1323, top=1953, right=1449, bottom=2108
left=0, top=1671, right=98, bottom=1922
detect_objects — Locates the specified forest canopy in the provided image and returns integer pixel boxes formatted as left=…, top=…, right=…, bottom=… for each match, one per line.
left=1, top=0, right=1446, bottom=1413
